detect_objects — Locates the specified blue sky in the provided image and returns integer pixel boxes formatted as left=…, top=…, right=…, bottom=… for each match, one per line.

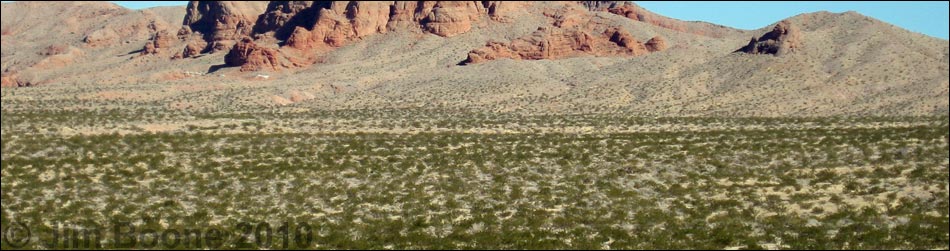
left=636, top=1, right=949, bottom=39
left=3, top=1, right=948, bottom=39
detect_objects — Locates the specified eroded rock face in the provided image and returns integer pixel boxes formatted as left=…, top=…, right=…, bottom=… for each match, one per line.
left=580, top=1, right=626, bottom=11
left=181, top=38, right=208, bottom=58
left=172, top=1, right=537, bottom=70
left=176, top=25, right=193, bottom=40
left=255, top=1, right=522, bottom=50
left=283, top=1, right=392, bottom=49
left=421, top=1, right=483, bottom=37
left=463, top=25, right=651, bottom=64
left=183, top=1, right=268, bottom=44
left=142, top=30, right=175, bottom=55
left=462, top=3, right=659, bottom=64
left=188, top=1, right=681, bottom=70
left=225, top=38, right=282, bottom=72
left=737, top=20, right=802, bottom=56
left=645, top=36, right=667, bottom=52
left=606, top=27, right=647, bottom=53
left=253, top=1, right=324, bottom=39
left=481, top=1, right=520, bottom=21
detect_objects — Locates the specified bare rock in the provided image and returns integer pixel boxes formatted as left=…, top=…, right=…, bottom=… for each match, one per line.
left=253, top=1, right=324, bottom=39
left=422, top=2, right=483, bottom=37
left=176, top=26, right=193, bottom=40
left=462, top=41, right=516, bottom=65
left=181, top=38, right=208, bottom=58
left=462, top=3, right=659, bottom=64
left=645, top=36, right=667, bottom=52
left=580, top=1, right=626, bottom=11
left=283, top=2, right=391, bottom=50
left=220, top=1, right=527, bottom=70
left=225, top=38, right=282, bottom=72
left=183, top=1, right=268, bottom=42
left=606, top=27, right=648, bottom=54
left=736, top=20, right=802, bottom=56
left=463, top=25, right=649, bottom=64
left=257, top=1, right=521, bottom=50
left=141, top=30, right=175, bottom=55
left=482, top=1, right=523, bottom=21
left=211, top=40, right=237, bottom=52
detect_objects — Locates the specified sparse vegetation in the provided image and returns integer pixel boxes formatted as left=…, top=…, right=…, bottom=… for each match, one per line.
left=2, top=100, right=947, bottom=249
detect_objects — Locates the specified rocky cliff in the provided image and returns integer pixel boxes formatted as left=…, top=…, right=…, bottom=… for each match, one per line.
left=182, top=1, right=268, bottom=42
left=135, top=1, right=739, bottom=70
left=462, top=2, right=666, bottom=64
left=252, top=1, right=525, bottom=50
left=736, top=20, right=802, bottom=56
left=180, top=1, right=678, bottom=69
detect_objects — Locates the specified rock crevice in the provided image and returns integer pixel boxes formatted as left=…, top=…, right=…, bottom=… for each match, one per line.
left=736, top=20, right=802, bottom=56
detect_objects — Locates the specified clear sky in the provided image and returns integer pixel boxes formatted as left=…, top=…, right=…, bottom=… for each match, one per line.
left=3, top=1, right=948, bottom=39
left=636, top=1, right=949, bottom=39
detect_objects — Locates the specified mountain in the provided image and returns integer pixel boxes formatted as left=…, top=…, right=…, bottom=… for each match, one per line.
left=1, top=1, right=186, bottom=86
left=1, top=1, right=947, bottom=116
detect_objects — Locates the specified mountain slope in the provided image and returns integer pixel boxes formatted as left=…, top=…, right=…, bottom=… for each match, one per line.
left=1, top=1, right=187, bottom=86
left=653, top=11, right=950, bottom=116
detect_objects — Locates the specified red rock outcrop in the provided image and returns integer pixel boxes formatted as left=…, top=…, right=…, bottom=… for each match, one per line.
left=283, top=1, right=393, bottom=50
left=182, top=1, right=525, bottom=70
left=645, top=36, right=667, bottom=52
left=183, top=1, right=268, bottom=50
left=142, top=30, right=175, bottom=55
left=176, top=25, right=194, bottom=40
left=462, top=3, right=661, bottom=64
left=463, top=25, right=651, bottom=64
left=225, top=38, right=283, bottom=72
left=179, top=38, right=208, bottom=58
left=253, top=1, right=525, bottom=50
left=181, top=1, right=682, bottom=70
left=420, top=1, right=486, bottom=37
left=252, top=1, right=324, bottom=39
left=174, top=0, right=263, bottom=58
left=736, top=20, right=802, bottom=56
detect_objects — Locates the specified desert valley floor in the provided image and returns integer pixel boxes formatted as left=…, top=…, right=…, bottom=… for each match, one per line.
left=1, top=85, right=947, bottom=249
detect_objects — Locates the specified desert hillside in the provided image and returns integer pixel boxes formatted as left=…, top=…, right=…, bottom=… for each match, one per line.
left=1, top=1, right=947, bottom=116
